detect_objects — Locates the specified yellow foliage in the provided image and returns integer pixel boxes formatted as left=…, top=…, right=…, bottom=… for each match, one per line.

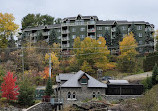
left=119, top=33, right=138, bottom=58
left=0, top=13, right=19, bottom=37
left=45, top=52, right=60, bottom=70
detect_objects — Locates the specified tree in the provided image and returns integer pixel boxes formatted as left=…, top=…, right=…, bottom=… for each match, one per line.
left=55, top=18, right=62, bottom=24
left=21, top=13, right=54, bottom=29
left=1, top=72, right=19, bottom=101
left=152, top=64, right=158, bottom=85
left=0, top=13, right=19, bottom=48
left=81, top=61, right=95, bottom=74
left=73, top=37, right=112, bottom=74
left=0, top=66, right=5, bottom=86
left=155, top=30, right=158, bottom=51
left=129, top=22, right=137, bottom=38
left=49, top=29, right=57, bottom=45
left=18, top=79, right=35, bottom=106
left=45, top=77, right=53, bottom=96
left=118, top=33, right=138, bottom=72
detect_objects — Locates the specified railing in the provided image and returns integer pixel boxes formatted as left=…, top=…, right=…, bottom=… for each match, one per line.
left=87, top=21, right=95, bottom=25
left=42, top=32, right=50, bottom=36
left=61, top=30, right=69, bottom=34
left=88, top=29, right=96, bottom=32
left=62, top=37, right=69, bottom=41
left=50, top=98, right=63, bottom=105
left=89, top=36, right=95, bottom=39
left=62, top=43, right=70, bottom=48
left=111, top=28, right=116, bottom=32
left=30, top=33, right=37, bottom=37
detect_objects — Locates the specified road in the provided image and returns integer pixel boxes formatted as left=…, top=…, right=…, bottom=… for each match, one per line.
left=122, top=72, right=152, bottom=81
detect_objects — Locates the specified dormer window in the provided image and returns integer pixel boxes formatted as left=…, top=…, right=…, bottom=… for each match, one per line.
left=80, top=75, right=88, bottom=84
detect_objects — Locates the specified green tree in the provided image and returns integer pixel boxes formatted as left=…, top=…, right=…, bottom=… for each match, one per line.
left=18, top=79, right=35, bottom=106
left=55, top=18, right=62, bottom=24
left=22, top=14, right=55, bottom=29
left=49, top=29, right=57, bottom=45
left=152, top=64, right=158, bottom=85
left=45, top=77, right=53, bottom=96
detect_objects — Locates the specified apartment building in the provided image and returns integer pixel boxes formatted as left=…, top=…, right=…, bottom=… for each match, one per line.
left=18, top=14, right=155, bottom=54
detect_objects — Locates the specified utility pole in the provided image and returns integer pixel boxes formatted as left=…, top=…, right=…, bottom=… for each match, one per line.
left=21, top=47, right=24, bottom=79
left=49, top=53, right=52, bottom=78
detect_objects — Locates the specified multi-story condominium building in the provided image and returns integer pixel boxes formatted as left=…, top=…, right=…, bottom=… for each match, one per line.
left=18, top=14, right=155, bottom=54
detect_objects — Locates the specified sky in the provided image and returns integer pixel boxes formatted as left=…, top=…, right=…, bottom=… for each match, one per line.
left=0, top=0, right=158, bottom=29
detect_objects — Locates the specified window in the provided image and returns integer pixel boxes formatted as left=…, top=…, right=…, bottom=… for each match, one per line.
left=67, top=92, right=71, bottom=99
left=72, top=28, right=76, bottom=32
left=137, top=26, right=142, bottom=30
left=80, top=35, right=85, bottom=39
left=105, top=27, right=110, bottom=30
left=138, top=33, right=142, bottom=37
left=97, top=91, right=100, bottom=97
left=139, top=48, right=143, bottom=52
left=122, top=26, right=126, bottom=30
left=97, top=27, right=102, bottom=30
left=58, top=36, right=61, bottom=39
left=97, top=34, right=102, bottom=37
left=139, top=41, right=143, bottom=45
left=81, top=78, right=87, bottom=84
left=72, top=92, right=76, bottom=99
left=58, top=29, right=61, bottom=32
left=92, top=92, right=96, bottom=98
left=72, top=35, right=76, bottom=39
left=80, top=27, right=85, bottom=31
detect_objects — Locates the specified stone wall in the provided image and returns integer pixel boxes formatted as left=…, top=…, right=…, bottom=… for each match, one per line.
left=24, top=102, right=52, bottom=111
left=105, top=95, right=143, bottom=102
left=60, top=86, right=106, bottom=106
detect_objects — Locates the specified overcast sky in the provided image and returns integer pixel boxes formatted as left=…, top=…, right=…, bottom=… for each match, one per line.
left=0, top=0, right=158, bottom=29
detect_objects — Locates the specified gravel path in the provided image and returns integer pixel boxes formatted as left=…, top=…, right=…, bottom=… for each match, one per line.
left=122, top=72, right=152, bottom=81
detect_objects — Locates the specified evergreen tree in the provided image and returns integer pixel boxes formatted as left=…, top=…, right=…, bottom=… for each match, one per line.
left=104, top=30, right=111, bottom=46
left=18, top=79, right=35, bottom=106
left=45, top=77, right=53, bottom=96
left=130, top=23, right=137, bottom=38
left=49, top=29, right=57, bottom=45
left=145, top=28, right=154, bottom=52
left=152, top=64, right=158, bottom=85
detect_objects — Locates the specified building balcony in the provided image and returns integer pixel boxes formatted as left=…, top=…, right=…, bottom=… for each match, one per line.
left=30, top=33, right=37, bottom=37
left=89, top=35, right=95, bottom=39
left=62, top=30, right=69, bottom=34
left=62, top=22, right=87, bottom=26
left=87, top=21, right=95, bottom=25
left=42, top=32, right=50, bottom=36
left=62, top=37, right=69, bottom=41
left=62, top=43, right=70, bottom=48
left=88, top=29, right=96, bottom=32
left=111, top=28, right=116, bottom=32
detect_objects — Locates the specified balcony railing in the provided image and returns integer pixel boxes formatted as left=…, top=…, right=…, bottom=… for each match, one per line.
left=111, top=28, right=116, bottom=32
left=89, top=36, right=95, bottom=39
left=42, top=32, right=50, bottom=36
left=88, top=29, right=96, bottom=32
left=30, top=33, right=37, bottom=37
left=61, top=30, right=69, bottom=34
left=62, top=43, right=70, bottom=48
left=62, top=37, right=69, bottom=41
left=87, top=21, right=95, bottom=25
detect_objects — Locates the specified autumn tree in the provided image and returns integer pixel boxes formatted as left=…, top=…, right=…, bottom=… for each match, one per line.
left=1, top=72, right=19, bottom=101
left=0, top=13, right=19, bottom=48
left=73, top=37, right=113, bottom=74
left=118, top=33, right=138, bottom=72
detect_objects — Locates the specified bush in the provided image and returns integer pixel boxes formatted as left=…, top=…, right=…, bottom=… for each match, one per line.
left=18, top=79, right=35, bottom=106
left=141, top=77, right=152, bottom=91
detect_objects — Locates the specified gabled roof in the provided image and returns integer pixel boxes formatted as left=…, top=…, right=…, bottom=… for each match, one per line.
left=56, top=73, right=75, bottom=82
left=61, top=70, right=107, bottom=88
left=107, top=80, right=129, bottom=85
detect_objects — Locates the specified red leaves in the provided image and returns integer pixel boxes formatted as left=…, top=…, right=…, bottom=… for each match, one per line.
left=1, top=72, right=19, bottom=100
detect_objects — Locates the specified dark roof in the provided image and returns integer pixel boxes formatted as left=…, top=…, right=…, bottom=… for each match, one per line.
left=63, top=14, right=98, bottom=20
left=61, top=70, right=107, bottom=88
left=23, top=24, right=61, bottom=31
left=96, top=20, right=115, bottom=25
